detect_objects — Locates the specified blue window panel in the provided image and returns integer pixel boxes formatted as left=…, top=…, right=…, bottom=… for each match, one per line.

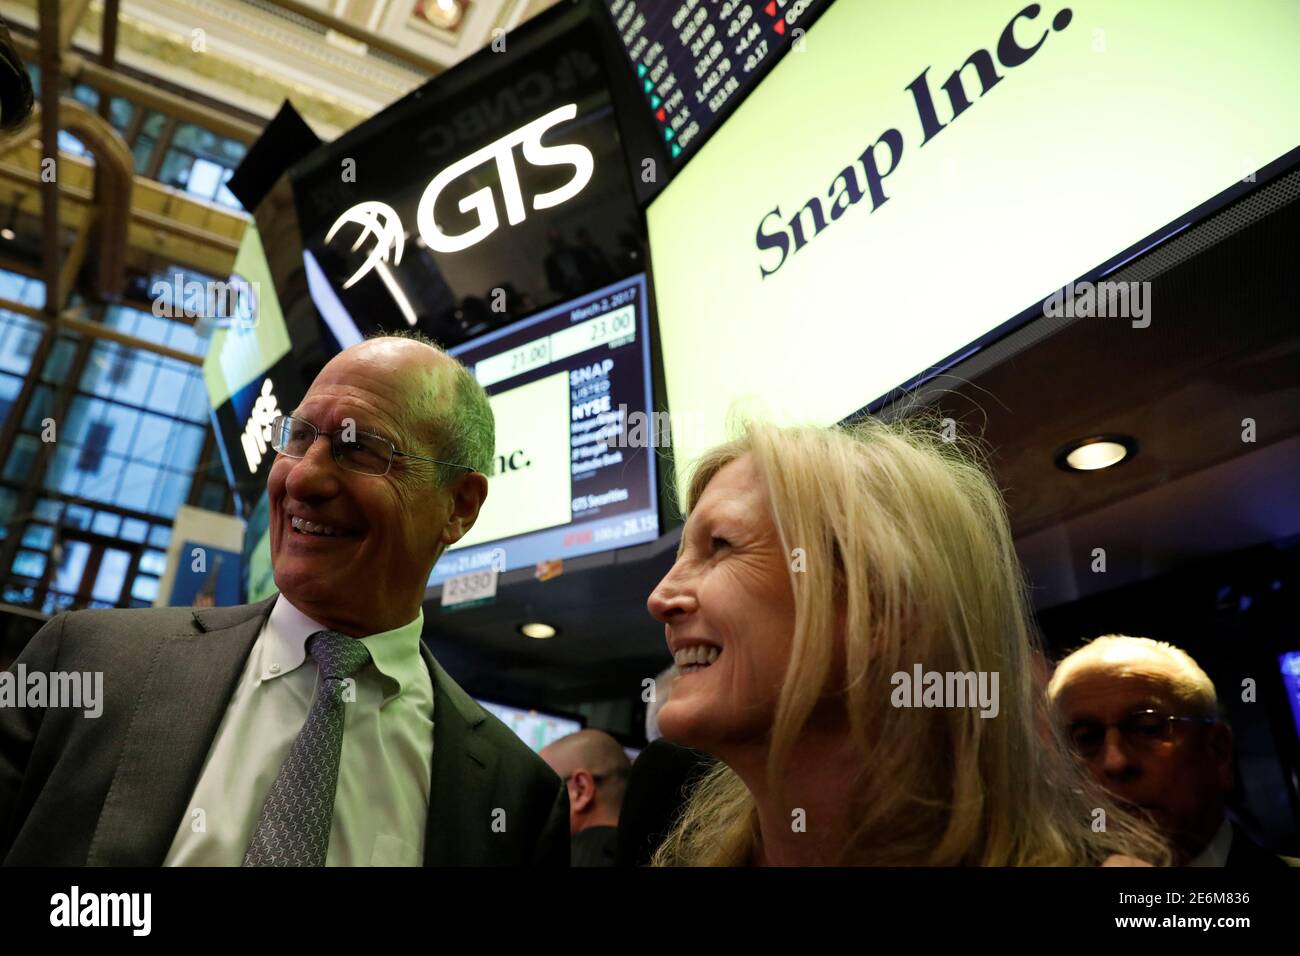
left=104, top=305, right=140, bottom=336
left=154, top=469, right=192, bottom=516
left=167, top=320, right=206, bottom=358
left=0, top=270, right=24, bottom=301
left=216, top=180, right=242, bottom=211
left=57, top=130, right=89, bottom=158
left=19, top=385, right=53, bottom=433
left=108, top=98, right=134, bottom=132
left=73, top=454, right=129, bottom=506
left=131, top=574, right=160, bottom=603
left=2, top=434, right=38, bottom=482
left=139, top=548, right=167, bottom=576
left=150, top=362, right=190, bottom=414
left=118, top=359, right=159, bottom=404
left=171, top=422, right=206, bottom=472
left=179, top=373, right=211, bottom=423
left=91, top=511, right=122, bottom=537
left=0, top=371, right=21, bottom=431
left=132, top=412, right=174, bottom=466
left=120, top=517, right=149, bottom=542
left=186, top=158, right=225, bottom=201
left=101, top=401, right=142, bottom=456
left=39, top=336, right=78, bottom=384
left=33, top=498, right=62, bottom=522
left=50, top=539, right=91, bottom=592
left=72, top=83, right=99, bottom=108
left=0, top=318, right=42, bottom=376
left=132, top=313, right=174, bottom=348
left=3, top=582, right=36, bottom=605
left=44, top=444, right=82, bottom=495
left=82, top=343, right=155, bottom=405
left=41, top=591, right=78, bottom=616
left=0, top=312, right=43, bottom=376
left=20, top=523, right=54, bottom=550
left=62, top=503, right=93, bottom=529
left=76, top=421, right=113, bottom=473
left=12, top=550, right=47, bottom=579
left=19, top=278, right=45, bottom=309
left=148, top=525, right=171, bottom=549
left=116, top=462, right=159, bottom=513
left=91, top=549, right=132, bottom=603
left=132, top=135, right=155, bottom=175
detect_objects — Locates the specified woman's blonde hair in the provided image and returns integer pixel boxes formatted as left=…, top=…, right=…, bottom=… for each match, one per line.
left=651, top=415, right=1170, bottom=866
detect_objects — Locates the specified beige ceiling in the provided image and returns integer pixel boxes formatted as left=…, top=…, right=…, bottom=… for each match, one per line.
left=0, top=0, right=564, bottom=139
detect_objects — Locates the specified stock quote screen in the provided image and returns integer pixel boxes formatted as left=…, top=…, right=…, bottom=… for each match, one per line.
left=429, top=272, right=660, bottom=586
left=603, top=0, right=827, bottom=165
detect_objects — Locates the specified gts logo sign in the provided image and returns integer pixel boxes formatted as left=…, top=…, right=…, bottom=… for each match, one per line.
left=327, top=104, right=595, bottom=286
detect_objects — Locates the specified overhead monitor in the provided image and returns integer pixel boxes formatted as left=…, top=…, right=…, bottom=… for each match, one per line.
left=646, top=0, right=1300, bottom=491
left=600, top=0, right=829, bottom=167
left=430, top=272, right=659, bottom=585
left=291, top=7, right=646, bottom=352
left=201, top=222, right=308, bottom=517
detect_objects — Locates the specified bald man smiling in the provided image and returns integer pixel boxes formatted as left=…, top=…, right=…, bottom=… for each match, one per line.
left=1, top=334, right=568, bottom=866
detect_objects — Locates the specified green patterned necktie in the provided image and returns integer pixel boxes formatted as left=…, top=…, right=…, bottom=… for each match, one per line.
left=242, top=630, right=371, bottom=867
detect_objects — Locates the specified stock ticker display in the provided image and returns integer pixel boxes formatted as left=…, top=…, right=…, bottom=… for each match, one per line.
left=603, top=0, right=827, bottom=165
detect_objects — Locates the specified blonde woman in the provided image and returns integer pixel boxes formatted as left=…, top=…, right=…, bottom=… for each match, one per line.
left=645, top=417, right=1169, bottom=866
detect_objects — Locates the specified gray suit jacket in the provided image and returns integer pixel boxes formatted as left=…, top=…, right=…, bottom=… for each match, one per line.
left=0, top=597, right=569, bottom=866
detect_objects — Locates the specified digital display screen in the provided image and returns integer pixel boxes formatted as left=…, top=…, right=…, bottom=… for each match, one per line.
left=647, top=0, right=1300, bottom=493
left=430, top=272, right=659, bottom=585
left=602, top=0, right=827, bottom=165
left=290, top=13, right=646, bottom=352
left=202, top=223, right=310, bottom=516
left=477, top=699, right=584, bottom=752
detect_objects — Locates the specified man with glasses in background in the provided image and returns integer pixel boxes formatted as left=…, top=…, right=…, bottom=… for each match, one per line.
left=1048, top=634, right=1297, bottom=868
left=1, top=333, right=569, bottom=866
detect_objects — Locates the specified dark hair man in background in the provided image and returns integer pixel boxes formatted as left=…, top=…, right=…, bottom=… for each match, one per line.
left=1, top=335, right=568, bottom=865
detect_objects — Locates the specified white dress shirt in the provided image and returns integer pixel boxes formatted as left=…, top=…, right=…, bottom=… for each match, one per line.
left=164, top=596, right=434, bottom=866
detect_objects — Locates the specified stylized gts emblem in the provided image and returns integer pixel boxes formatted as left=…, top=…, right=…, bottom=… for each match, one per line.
left=324, top=200, right=405, bottom=289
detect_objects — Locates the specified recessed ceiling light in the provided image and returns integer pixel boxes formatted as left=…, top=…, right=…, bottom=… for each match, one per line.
left=519, top=622, right=556, bottom=639
left=1055, top=435, right=1137, bottom=472
left=0, top=227, right=13, bottom=241
left=422, top=0, right=464, bottom=29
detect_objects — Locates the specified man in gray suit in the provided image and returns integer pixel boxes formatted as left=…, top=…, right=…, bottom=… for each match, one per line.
left=0, top=334, right=568, bottom=866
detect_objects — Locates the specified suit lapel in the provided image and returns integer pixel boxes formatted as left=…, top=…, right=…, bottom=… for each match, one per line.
left=420, top=643, right=496, bottom=866
left=87, top=597, right=278, bottom=866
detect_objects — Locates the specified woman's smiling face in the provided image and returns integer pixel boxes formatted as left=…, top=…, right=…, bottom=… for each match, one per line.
left=647, top=454, right=797, bottom=752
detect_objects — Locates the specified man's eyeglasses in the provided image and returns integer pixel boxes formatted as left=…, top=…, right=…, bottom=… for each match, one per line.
left=1066, top=708, right=1216, bottom=760
left=270, top=414, right=474, bottom=478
